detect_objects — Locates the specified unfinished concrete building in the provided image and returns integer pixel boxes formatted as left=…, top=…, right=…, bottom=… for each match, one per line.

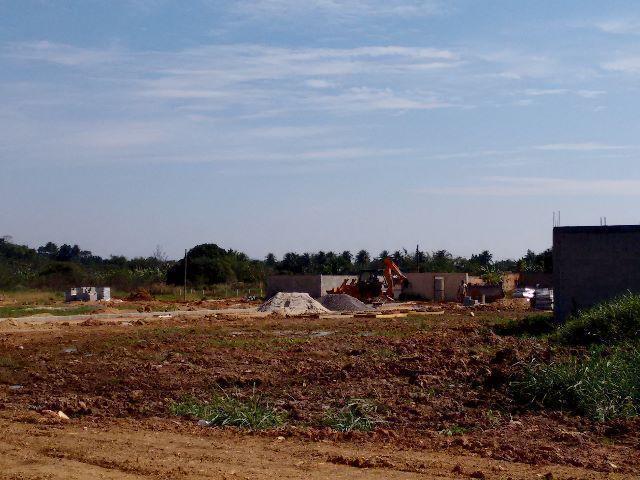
left=266, top=272, right=467, bottom=301
left=554, top=225, right=640, bottom=321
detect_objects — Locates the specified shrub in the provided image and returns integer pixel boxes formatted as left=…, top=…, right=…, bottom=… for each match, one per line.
left=170, top=391, right=287, bottom=430
left=322, top=399, right=381, bottom=432
left=494, top=313, right=556, bottom=337
left=556, top=292, right=640, bottom=345
left=512, top=344, right=640, bottom=421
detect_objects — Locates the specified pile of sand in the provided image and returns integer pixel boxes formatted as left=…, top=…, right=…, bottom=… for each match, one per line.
left=258, top=292, right=330, bottom=315
left=319, top=294, right=373, bottom=312
left=126, top=288, right=154, bottom=301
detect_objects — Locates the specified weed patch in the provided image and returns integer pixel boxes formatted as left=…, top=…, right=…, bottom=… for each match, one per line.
left=0, top=305, right=99, bottom=318
left=493, top=313, right=556, bottom=337
left=512, top=344, right=640, bottom=421
left=556, top=292, right=640, bottom=345
left=438, top=424, right=468, bottom=436
left=171, top=391, right=287, bottom=430
left=322, top=399, right=382, bottom=432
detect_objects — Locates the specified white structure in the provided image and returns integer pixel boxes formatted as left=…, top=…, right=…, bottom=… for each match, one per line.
left=65, top=286, right=110, bottom=302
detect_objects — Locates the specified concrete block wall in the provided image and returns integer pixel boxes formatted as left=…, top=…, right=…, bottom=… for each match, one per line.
left=320, top=275, right=358, bottom=296
left=519, top=272, right=553, bottom=288
left=403, top=272, right=468, bottom=301
left=554, top=225, right=640, bottom=322
left=265, top=275, right=357, bottom=298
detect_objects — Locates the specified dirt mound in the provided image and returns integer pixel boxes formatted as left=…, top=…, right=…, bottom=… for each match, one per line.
left=319, top=294, right=373, bottom=312
left=126, top=288, right=154, bottom=301
left=258, top=292, right=330, bottom=315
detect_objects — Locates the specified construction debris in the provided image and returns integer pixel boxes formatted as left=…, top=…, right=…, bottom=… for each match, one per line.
left=533, top=288, right=554, bottom=311
left=319, top=294, right=373, bottom=312
left=258, top=292, right=330, bottom=316
left=513, top=287, right=535, bottom=299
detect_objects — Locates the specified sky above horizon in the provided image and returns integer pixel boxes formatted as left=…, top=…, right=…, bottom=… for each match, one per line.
left=2, top=0, right=640, bottom=261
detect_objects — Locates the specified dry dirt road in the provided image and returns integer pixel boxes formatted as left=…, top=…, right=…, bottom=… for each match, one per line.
left=0, top=415, right=629, bottom=480
left=1, top=309, right=638, bottom=479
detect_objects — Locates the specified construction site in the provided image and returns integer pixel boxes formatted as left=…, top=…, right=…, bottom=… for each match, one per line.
left=0, top=225, right=639, bottom=479
left=4, top=2, right=640, bottom=478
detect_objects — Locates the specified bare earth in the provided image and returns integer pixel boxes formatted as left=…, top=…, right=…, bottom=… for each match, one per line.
left=0, top=306, right=638, bottom=479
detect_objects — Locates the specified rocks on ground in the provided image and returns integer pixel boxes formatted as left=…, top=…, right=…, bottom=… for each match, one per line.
left=319, top=294, right=373, bottom=312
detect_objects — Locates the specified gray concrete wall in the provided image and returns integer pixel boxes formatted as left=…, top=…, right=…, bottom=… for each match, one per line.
left=519, top=272, right=553, bottom=288
left=554, top=225, right=640, bottom=321
left=320, top=275, right=358, bottom=296
left=403, top=272, right=468, bottom=301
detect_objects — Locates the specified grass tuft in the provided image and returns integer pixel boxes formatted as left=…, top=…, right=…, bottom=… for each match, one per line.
left=556, top=292, right=640, bottom=346
left=170, top=391, right=287, bottom=430
left=493, top=313, right=556, bottom=337
left=322, top=399, right=381, bottom=432
left=512, top=344, right=640, bottom=421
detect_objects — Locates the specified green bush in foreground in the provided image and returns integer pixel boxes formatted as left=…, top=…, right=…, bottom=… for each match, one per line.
left=512, top=344, right=640, bottom=421
left=170, top=392, right=287, bottom=430
left=493, top=313, right=556, bottom=337
left=322, top=399, right=381, bottom=432
left=556, top=292, right=640, bottom=345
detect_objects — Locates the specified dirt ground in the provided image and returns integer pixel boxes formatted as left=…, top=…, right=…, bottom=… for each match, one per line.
left=1, top=308, right=638, bottom=479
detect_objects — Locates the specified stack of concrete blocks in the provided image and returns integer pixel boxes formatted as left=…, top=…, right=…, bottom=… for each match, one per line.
left=64, top=288, right=78, bottom=302
left=77, top=287, right=97, bottom=302
left=64, top=286, right=111, bottom=302
left=97, top=287, right=111, bottom=301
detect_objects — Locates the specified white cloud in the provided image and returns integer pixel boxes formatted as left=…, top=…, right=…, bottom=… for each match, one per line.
left=418, top=176, right=640, bottom=196
left=4, top=41, right=121, bottom=66
left=524, top=88, right=569, bottom=96
left=595, top=19, right=640, bottom=35
left=533, top=142, right=630, bottom=152
left=602, top=56, right=640, bottom=73
left=305, top=79, right=335, bottom=89
left=233, top=0, right=445, bottom=19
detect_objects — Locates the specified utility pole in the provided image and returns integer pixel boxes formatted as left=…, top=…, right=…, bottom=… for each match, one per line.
left=183, top=249, right=187, bottom=302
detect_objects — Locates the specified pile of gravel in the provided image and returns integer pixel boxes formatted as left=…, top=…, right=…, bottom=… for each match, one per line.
left=319, top=294, right=373, bottom=312
left=258, top=292, right=330, bottom=315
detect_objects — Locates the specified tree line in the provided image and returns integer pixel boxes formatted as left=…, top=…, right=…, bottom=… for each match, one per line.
left=1, top=235, right=552, bottom=292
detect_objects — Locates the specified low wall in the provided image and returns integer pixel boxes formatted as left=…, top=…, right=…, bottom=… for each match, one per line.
left=266, top=275, right=356, bottom=298
left=519, top=272, right=553, bottom=288
left=402, top=272, right=468, bottom=301
left=320, top=275, right=358, bottom=295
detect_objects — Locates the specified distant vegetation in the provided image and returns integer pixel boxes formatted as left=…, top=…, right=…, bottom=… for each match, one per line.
left=0, top=234, right=551, bottom=292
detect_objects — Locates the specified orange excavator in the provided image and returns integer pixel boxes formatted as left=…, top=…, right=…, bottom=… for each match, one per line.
left=327, top=257, right=409, bottom=302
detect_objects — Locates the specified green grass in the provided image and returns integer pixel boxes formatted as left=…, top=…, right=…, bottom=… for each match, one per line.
left=438, top=424, right=469, bottom=436
left=322, top=399, right=382, bottom=432
left=170, top=391, right=287, bottom=430
left=0, top=289, right=61, bottom=305
left=0, top=356, right=24, bottom=369
left=493, top=313, right=556, bottom=337
left=556, top=292, right=640, bottom=345
left=512, top=343, right=640, bottom=421
left=0, top=305, right=100, bottom=318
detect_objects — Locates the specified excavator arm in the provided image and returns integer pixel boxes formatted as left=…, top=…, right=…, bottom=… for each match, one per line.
left=382, top=257, right=409, bottom=300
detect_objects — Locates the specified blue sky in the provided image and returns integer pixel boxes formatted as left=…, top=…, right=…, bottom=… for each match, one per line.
left=2, top=1, right=640, bottom=260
